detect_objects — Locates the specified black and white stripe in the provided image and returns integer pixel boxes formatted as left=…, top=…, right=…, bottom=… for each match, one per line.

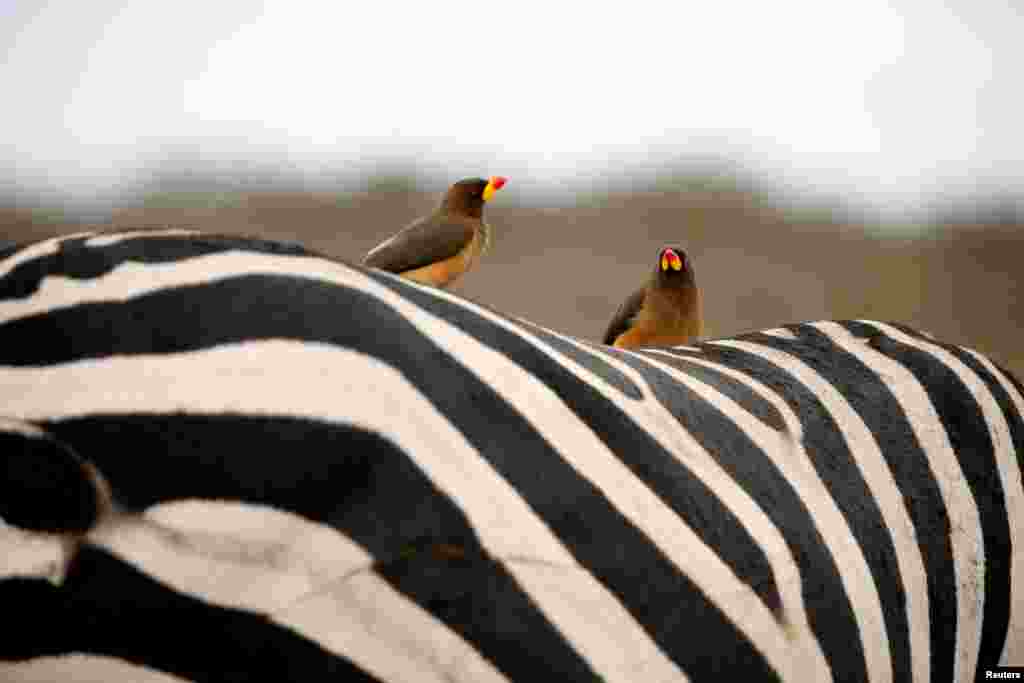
left=1, top=229, right=1021, bottom=683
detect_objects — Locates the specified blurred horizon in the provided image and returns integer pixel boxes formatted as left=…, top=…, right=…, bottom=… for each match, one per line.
left=2, top=1, right=1022, bottom=389
left=4, top=152, right=1023, bottom=231
left=3, top=1, right=1024, bottom=228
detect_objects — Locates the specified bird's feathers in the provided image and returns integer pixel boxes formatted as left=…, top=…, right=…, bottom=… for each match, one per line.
left=363, top=217, right=477, bottom=275
left=601, top=288, right=646, bottom=345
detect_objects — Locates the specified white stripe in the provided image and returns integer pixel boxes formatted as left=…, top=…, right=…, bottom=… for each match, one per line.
left=84, top=229, right=204, bottom=248
left=816, top=320, right=983, bottom=683
left=0, top=246, right=802, bottom=680
left=512, top=335, right=823, bottom=679
left=0, top=417, right=46, bottom=437
left=0, top=519, right=64, bottom=582
left=96, top=500, right=371, bottom=612
left=865, top=321, right=1024, bottom=676
left=0, top=230, right=98, bottom=280
left=89, top=500, right=511, bottom=683
left=299, top=272, right=702, bottom=682
left=651, top=343, right=899, bottom=682
left=758, top=328, right=799, bottom=341
left=674, top=337, right=943, bottom=676
left=394, top=282, right=821, bottom=680
left=707, top=338, right=894, bottom=683
left=0, top=339, right=682, bottom=683
left=1, top=655, right=190, bottom=683
left=758, top=326, right=933, bottom=683
left=615, top=347, right=833, bottom=681
left=0, top=247, right=287, bottom=324
left=640, top=349, right=804, bottom=446
left=284, top=570, right=510, bottom=683
left=962, top=349, right=1024, bottom=667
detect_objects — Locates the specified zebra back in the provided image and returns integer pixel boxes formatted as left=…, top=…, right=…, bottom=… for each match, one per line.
left=2, top=229, right=1022, bottom=683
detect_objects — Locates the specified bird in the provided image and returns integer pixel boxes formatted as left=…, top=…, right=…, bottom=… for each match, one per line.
left=602, top=246, right=703, bottom=349
left=362, top=176, right=507, bottom=288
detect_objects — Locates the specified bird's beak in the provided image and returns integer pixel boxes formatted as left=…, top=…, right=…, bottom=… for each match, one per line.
left=661, top=249, right=683, bottom=272
left=482, top=176, right=507, bottom=202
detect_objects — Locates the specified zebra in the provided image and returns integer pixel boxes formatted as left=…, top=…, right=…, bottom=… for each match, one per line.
left=1, top=228, right=1022, bottom=683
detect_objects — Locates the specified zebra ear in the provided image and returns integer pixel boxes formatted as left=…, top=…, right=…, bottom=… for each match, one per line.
left=0, top=419, right=112, bottom=535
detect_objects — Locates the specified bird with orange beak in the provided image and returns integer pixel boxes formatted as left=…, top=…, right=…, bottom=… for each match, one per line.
left=362, top=176, right=507, bottom=288
left=602, top=246, right=703, bottom=349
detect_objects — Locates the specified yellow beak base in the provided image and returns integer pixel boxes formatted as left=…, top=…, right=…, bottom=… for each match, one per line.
left=482, top=176, right=507, bottom=202
left=661, top=251, right=683, bottom=272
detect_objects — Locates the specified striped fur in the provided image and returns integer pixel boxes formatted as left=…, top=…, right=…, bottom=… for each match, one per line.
left=1, top=229, right=1021, bottom=683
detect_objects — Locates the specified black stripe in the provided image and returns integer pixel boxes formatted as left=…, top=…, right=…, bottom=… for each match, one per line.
left=0, top=429, right=100, bottom=533
left=513, top=318, right=643, bottom=400
left=593, top=345, right=788, bottom=619
left=772, top=322, right=956, bottom=683
left=0, top=577, right=79, bottom=660
left=633, top=349, right=787, bottom=432
left=628, top=341, right=877, bottom=683
left=866, top=321, right=1018, bottom=674
left=8, top=261, right=761, bottom=678
left=0, top=545, right=385, bottom=682
left=991, top=359, right=1024, bottom=477
left=360, top=271, right=781, bottom=680
left=45, top=414, right=600, bottom=682
left=6, top=268, right=778, bottom=673
left=737, top=324, right=934, bottom=682
left=0, top=275, right=351, bottom=365
left=0, top=233, right=323, bottom=301
left=886, top=322, right=1024, bottom=483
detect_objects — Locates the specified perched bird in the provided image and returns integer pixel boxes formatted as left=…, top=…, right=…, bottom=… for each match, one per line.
left=602, top=246, right=703, bottom=349
left=362, top=176, right=507, bottom=288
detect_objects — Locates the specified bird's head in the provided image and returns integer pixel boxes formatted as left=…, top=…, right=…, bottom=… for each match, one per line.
left=441, top=176, right=507, bottom=219
left=654, top=246, right=694, bottom=284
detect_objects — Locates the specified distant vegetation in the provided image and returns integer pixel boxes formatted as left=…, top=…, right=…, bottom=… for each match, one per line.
left=2, top=156, right=1020, bottom=230
left=2, top=158, right=1021, bottom=381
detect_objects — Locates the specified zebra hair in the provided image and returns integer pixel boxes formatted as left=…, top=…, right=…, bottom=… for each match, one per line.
left=2, top=229, right=1022, bottom=683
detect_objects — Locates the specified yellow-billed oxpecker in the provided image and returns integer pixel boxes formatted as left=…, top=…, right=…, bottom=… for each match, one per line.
left=602, top=246, right=703, bottom=349
left=362, top=176, right=507, bottom=288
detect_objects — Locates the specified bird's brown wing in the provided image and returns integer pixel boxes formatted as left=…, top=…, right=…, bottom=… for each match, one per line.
left=363, top=217, right=476, bottom=274
left=601, top=288, right=647, bottom=345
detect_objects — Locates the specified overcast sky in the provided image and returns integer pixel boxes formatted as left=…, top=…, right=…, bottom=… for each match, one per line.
left=2, top=1, right=1021, bottom=214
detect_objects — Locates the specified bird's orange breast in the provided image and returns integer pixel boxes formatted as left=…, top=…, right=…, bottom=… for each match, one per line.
left=612, top=309, right=703, bottom=350
left=613, top=325, right=698, bottom=350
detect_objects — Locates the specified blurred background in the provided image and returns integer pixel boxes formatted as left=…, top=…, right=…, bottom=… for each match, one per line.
left=2, top=1, right=1022, bottom=377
